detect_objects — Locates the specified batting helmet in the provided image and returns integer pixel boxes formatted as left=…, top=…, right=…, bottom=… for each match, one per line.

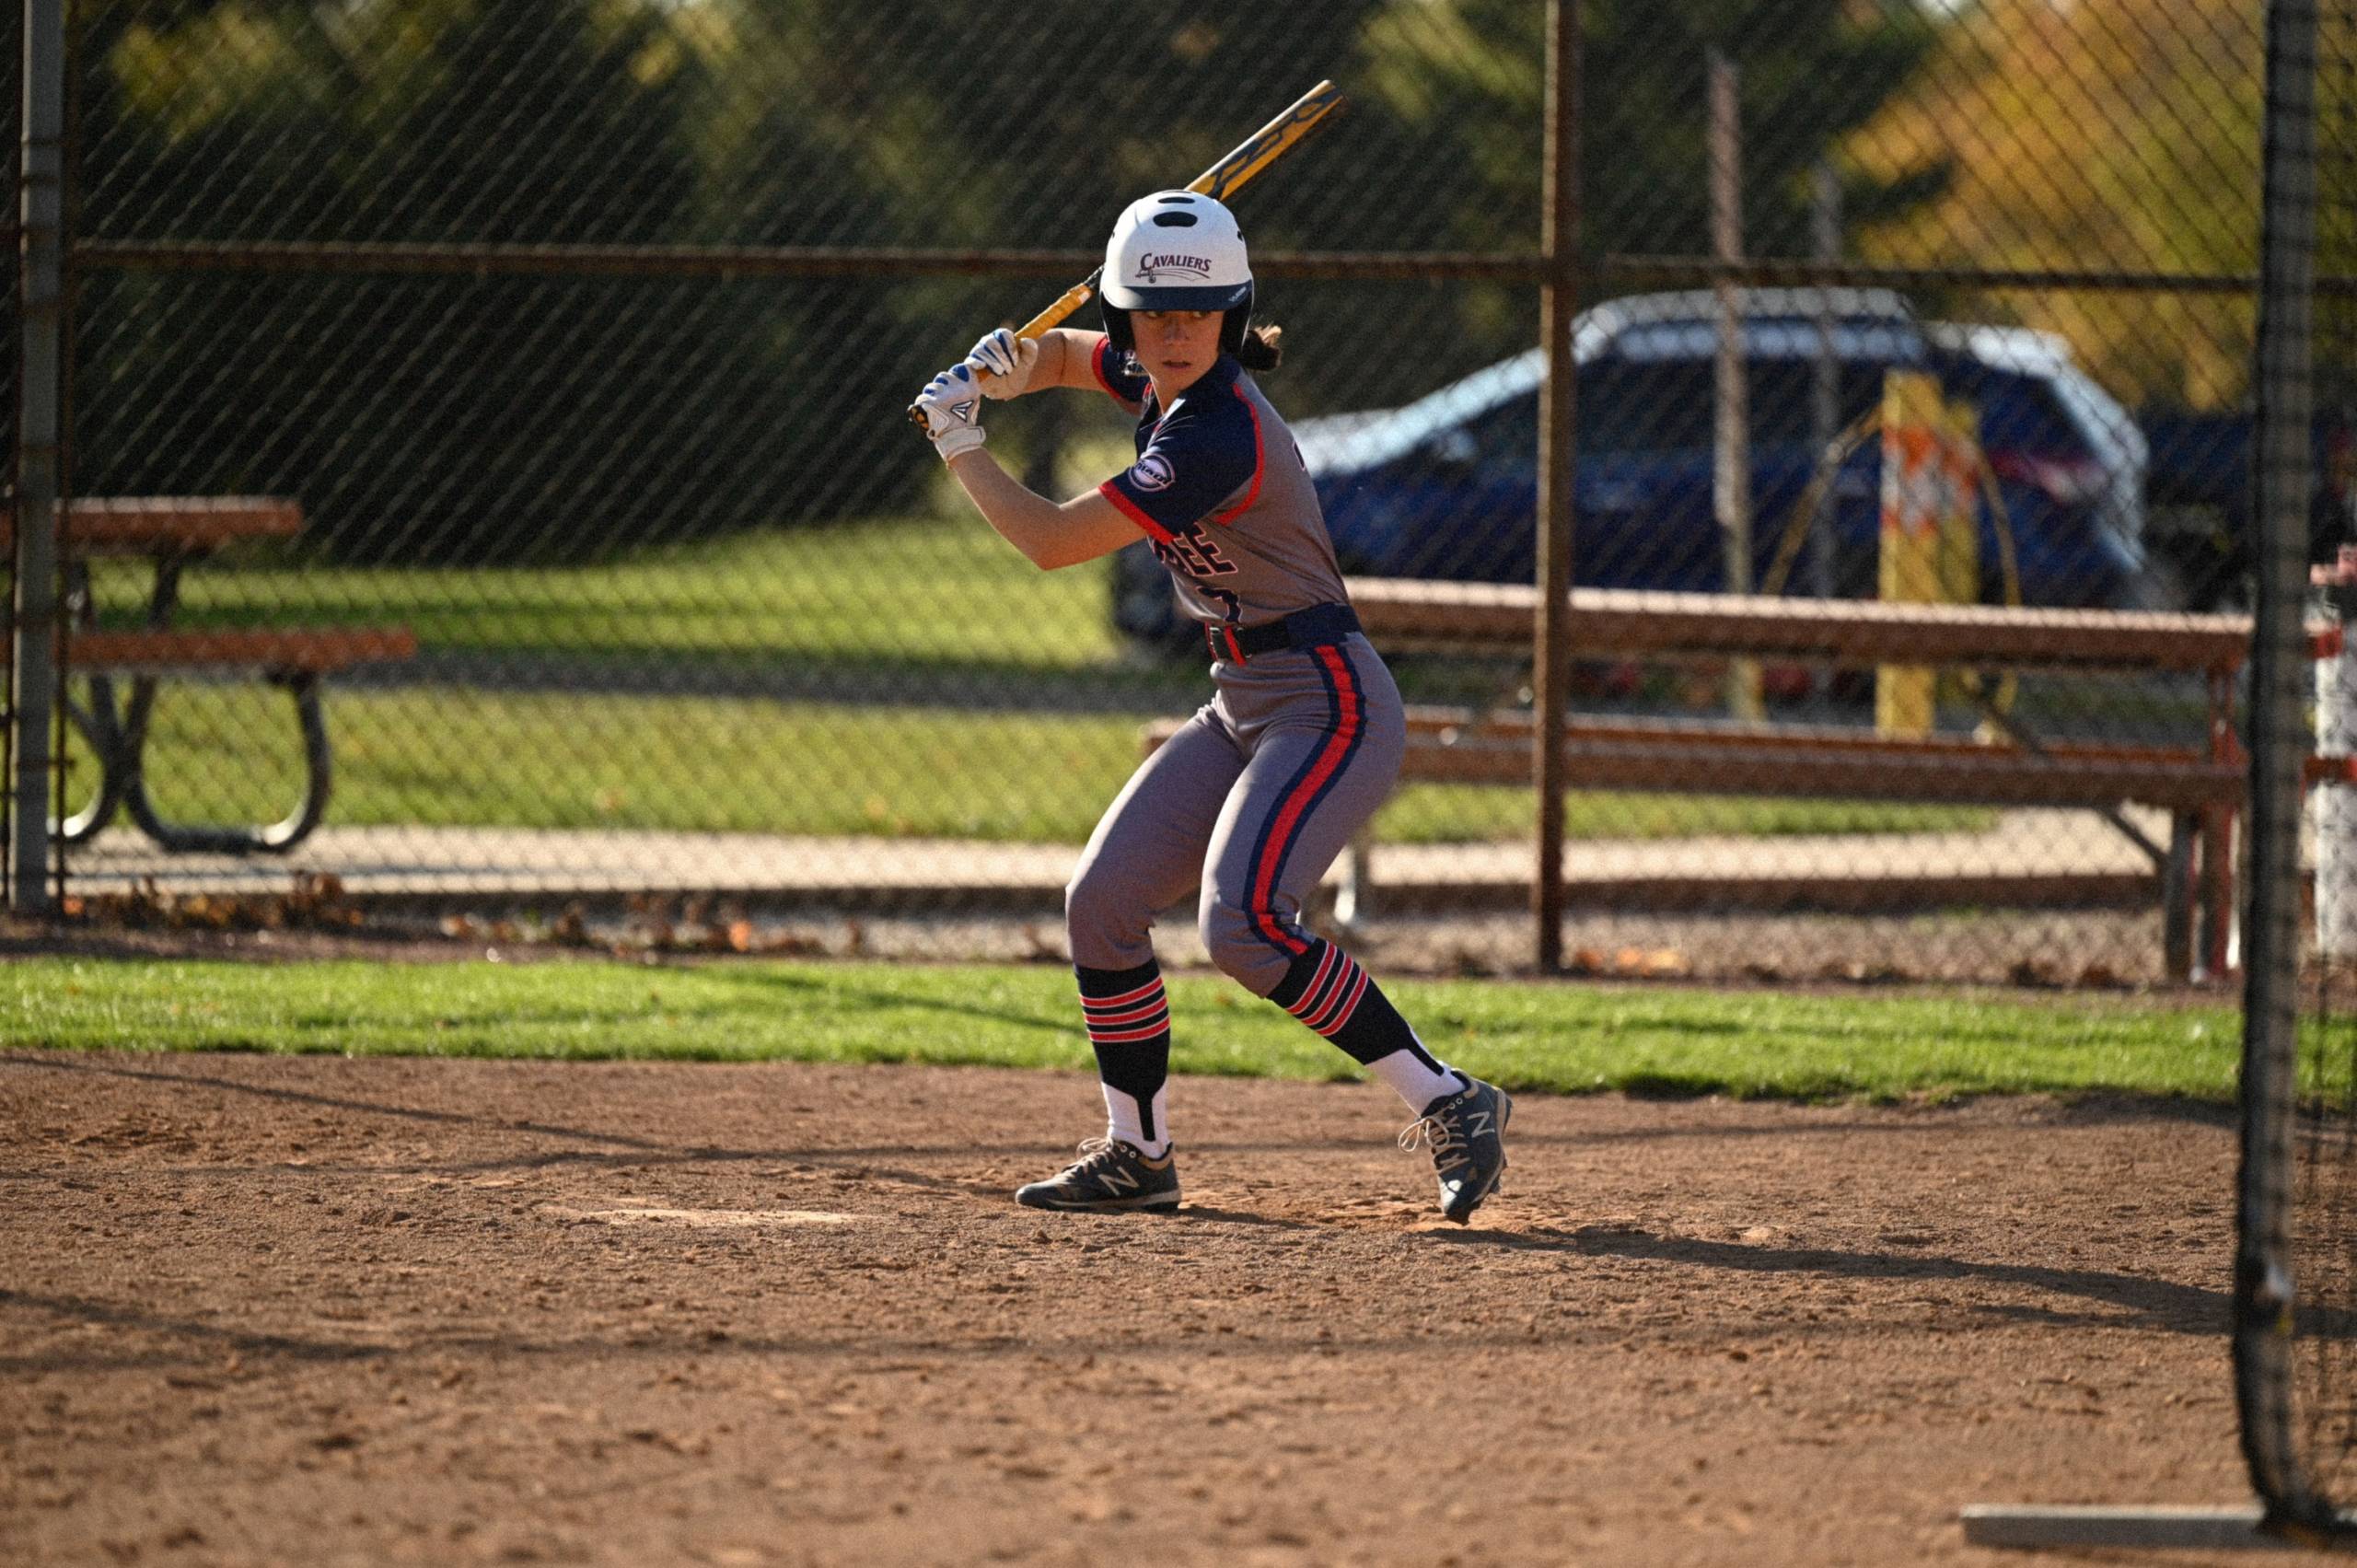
left=1098, top=191, right=1255, bottom=356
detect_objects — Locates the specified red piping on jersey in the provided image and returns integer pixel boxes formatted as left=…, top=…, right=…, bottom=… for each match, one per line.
left=1097, top=480, right=1176, bottom=545
left=1208, top=382, right=1265, bottom=525
left=1248, top=644, right=1364, bottom=954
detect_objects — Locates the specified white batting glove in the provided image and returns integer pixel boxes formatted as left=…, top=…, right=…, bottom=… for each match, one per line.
left=911, top=364, right=987, bottom=461
left=963, top=328, right=1039, bottom=400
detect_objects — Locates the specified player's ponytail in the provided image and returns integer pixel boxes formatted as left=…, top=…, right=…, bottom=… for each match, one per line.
left=1235, top=323, right=1284, bottom=372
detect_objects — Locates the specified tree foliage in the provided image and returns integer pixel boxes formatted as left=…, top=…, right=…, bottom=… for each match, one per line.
left=76, top=0, right=813, bottom=563
left=1840, top=0, right=2262, bottom=411
left=66, top=0, right=1947, bottom=562
left=1351, top=0, right=1938, bottom=260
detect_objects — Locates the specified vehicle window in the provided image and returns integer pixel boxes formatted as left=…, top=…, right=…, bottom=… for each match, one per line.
left=1580, top=356, right=1896, bottom=454
left=1578, top=360, right=1717, bottom=452
left=1840, top=366, right=1901, bottom=429
left=1750, top=361, right=1898, bottom=447
left=1467, top=393, right=1538, bottom=464
left=1942, top=364, right=2082, bottom=458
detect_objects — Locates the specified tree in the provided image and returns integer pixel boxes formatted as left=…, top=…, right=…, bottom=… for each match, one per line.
left=1348, top=0, right=1944, bottom=297
left=1839, top=0, right=2262, bottom=410
left=75, top=0, right=805, bottom=563
left=64, top=0, right=1955, bottom=563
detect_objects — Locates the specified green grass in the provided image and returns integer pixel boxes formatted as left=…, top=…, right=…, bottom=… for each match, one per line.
left=67, top=682, right=1987, bottom=842
left=0, top=956, right=2242, bottom=1102
left=71, top=513, right=1990, bottom=842
left=93, top=515, right=1128, bottom=672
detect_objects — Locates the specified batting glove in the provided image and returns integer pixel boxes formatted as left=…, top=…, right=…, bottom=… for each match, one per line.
left=912, top=364, right=987, bottom=461
left=964, top=328, right=1039, bottom=400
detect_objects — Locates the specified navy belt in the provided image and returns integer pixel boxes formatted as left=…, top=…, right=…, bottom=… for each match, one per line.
left=1207, top=603, right=1362, bottom=665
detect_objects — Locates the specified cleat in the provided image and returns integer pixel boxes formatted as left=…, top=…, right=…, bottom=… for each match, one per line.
left=1399, top=1075, right=1513, bottom=1224
left=1016, top=1137, right=1181, bottom=1213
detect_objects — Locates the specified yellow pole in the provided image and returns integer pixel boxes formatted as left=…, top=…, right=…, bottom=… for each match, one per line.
left=1876, top=372, right=1944, bottom=736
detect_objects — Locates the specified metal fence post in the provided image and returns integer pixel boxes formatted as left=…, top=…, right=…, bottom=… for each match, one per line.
left=1532, top=0, right=1580, bottom=972
left=1709, top=48, right=1761, bottom=722
left=9, top=0, right=62, bottom=915
left=2235, top=0, right=2319, bottom=1522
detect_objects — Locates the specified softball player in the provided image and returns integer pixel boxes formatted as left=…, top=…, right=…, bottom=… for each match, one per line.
left=910, top=191, right=1511, bottom=1223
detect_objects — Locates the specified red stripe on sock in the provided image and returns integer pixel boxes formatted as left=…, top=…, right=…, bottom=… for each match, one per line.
left=1086, top=997, right=1167, bottom=1028
left=1284, top=946, right=1342, bottom=1018
left=1088, top=1016, right=1170, bottom=1044
left=1307, top=966, right=1368, bottom=1036
left=1083, top=978, right=1166, bottom=1011
left=1300, top=960, right=1355, bottom=1030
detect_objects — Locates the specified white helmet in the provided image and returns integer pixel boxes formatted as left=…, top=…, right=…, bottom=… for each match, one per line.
left=1098, top=190, right=1255, bottom=355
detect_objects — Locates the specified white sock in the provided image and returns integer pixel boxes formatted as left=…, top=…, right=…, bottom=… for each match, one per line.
left=1102, top=1083, right=1170, bottom=1158
left=1365, top=1048, right=1467, bottom=1114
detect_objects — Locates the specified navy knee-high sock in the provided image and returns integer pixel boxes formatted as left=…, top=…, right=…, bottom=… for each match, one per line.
left=1266, top=938, right=1463, bottom=1109
left=1076, top=959, right=1171, bottom=1152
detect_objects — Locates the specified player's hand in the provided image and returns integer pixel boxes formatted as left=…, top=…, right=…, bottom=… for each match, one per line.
left=963, top=328, right=1039, bottom=400
left=911, top=364, right=986, bottom=461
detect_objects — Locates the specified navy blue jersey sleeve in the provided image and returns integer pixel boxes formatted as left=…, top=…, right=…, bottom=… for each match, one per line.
left=1090, top=338, right=1150, bottom=409
left=1097, top=392, right=1263, bottom=542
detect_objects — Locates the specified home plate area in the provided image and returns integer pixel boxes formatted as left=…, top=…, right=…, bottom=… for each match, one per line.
left=2, top=1051, right=2295, bottom=1567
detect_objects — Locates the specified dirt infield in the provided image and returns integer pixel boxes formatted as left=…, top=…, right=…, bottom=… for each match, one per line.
left=0, top=1050, right=2322, bottom=1566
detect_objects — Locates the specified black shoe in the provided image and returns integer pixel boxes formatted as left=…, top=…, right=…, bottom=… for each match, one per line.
left=1015, top=1137, right=1181, bottom=1212
left=1399, top=1076, right=1512, bottom=1224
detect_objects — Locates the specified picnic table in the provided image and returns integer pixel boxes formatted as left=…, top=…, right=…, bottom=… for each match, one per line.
left=7, top=496, right=417, bottom=853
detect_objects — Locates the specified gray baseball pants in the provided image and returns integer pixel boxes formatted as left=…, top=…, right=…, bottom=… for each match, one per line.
left=1066, top=633, right=1406, bottom=991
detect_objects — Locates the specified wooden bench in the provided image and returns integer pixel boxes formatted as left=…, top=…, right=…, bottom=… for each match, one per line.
left=1144, top=580, right=2257, bottom=981
left=15, top=498, right=418, bottom=854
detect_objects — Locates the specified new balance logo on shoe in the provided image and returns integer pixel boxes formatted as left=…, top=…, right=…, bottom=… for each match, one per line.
left=1399, top=1077, right=1514, bottom=1225
left=1015, top=1137, right=1181, bottom=1213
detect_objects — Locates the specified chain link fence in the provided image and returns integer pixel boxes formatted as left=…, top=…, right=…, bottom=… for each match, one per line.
left=10, top=0, right=2296, bottom=983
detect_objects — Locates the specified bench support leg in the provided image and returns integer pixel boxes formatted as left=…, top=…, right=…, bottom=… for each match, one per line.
left=2199, top=804, right=2236, bottom=982
left=54, top=672, right=133, bottom=844
left=1331, top=827, right=1374, bottom=935
left=51, top=563, right=130, bottom=844
left=2163, top=812, right=2195, bottom=984
left=114, top=672, right=334, bottom=854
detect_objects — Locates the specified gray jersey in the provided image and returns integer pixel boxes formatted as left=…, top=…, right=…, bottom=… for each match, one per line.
left=1090, top=343, right=1347, bottom=631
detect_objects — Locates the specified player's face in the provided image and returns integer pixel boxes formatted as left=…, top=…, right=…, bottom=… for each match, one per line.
left=1133, top=310, right=1224, bottom=389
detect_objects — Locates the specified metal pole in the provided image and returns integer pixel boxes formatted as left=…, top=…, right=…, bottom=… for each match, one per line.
left=1710, top=50, right=1760, bottom=719
left=12, top=0, right=63, bottom=915
left=2235, top=0, right=2318, bottom=1521
left=1806, top=159, right=1841, bottom=602
left=1531, top=0, right=1580, bottom=973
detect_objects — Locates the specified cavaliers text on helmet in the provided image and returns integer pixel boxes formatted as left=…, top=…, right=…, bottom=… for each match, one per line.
left=1098, top=190, right=1255, bottom=357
